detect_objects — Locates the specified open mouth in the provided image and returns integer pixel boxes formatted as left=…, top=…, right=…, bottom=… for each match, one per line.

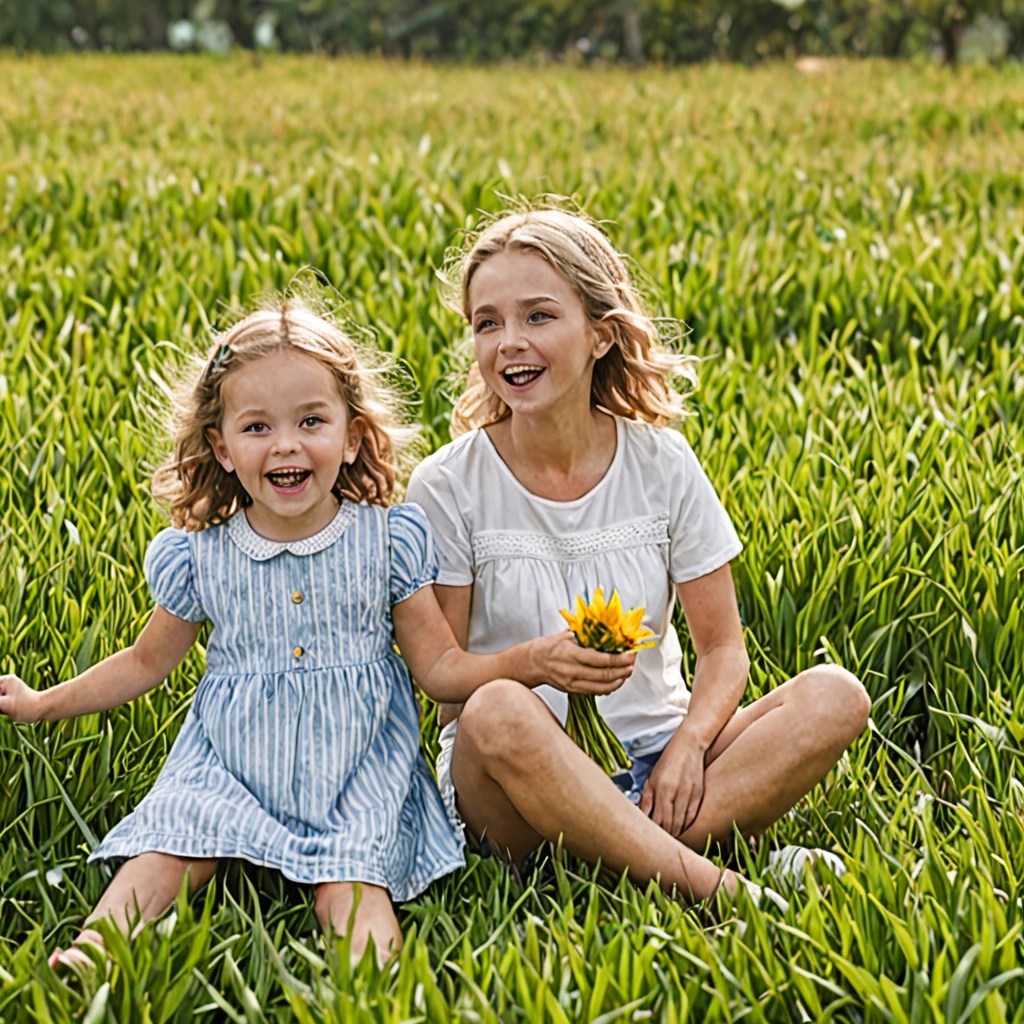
left=266, top=469, right=312, bottom=493
left=502, top=365, right=546, bottom=390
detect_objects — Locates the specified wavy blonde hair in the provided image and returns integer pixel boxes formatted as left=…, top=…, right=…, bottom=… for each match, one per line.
left=446, top=207, right=697, bottom=436
left=151, top=299, right=416, bottom=531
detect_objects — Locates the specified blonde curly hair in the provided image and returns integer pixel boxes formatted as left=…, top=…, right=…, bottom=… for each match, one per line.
left=445, top=206, right=697, bottom=437
left=151, top=299, right=416, bottom=531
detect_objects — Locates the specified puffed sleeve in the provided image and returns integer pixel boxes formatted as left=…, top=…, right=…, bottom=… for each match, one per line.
left=143, top=527, right=207, bottom=622
left=388, top=503, right=440, bottom=605
left=664, top=429, right=744, bottom=583
left=405, top=460, right=474, bottom=586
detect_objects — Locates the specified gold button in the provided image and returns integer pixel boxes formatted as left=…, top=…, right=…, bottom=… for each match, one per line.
left=293, top=646, right=304, bottom=658
left=292, top=591, right=303, bottom=604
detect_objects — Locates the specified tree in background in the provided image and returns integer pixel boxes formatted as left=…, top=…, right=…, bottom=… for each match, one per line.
left=621, top=0, right=643, bottom=63
left=4, top=0, right=1024, bottom=62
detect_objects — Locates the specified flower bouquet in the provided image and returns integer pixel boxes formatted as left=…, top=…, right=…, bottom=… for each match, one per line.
left=559, top=587, right=657, bottom=775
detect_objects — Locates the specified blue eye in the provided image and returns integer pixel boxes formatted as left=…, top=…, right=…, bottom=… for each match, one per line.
left=528, top=310, right=553, bottom=323
left=475, top=318, right=497, bottom=332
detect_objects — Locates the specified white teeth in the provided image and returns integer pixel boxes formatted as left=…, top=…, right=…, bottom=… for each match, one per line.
left=504, top=364, right=544, bottom=387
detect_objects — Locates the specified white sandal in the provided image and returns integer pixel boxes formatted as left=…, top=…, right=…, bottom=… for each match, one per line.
left=766, top=845, right=846, bottom=884
left=729, top=872, right=791, bottom=913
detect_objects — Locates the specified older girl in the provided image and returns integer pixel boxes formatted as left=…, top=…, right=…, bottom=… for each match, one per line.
left=406, top=209, right=871, bottom=902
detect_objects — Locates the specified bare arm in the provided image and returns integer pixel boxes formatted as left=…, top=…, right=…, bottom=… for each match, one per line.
left=434, top=584, right=472, bottom=727
left=639, top=562, right=749, bottom=835
left=0, top=607, right=203, bottom=724
left=393, top=584, right=635, bottom=705
left=670, top=562, right=749, bottom=754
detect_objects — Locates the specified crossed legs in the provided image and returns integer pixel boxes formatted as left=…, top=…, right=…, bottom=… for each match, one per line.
left=450, top=665, right=871, bottom=899
left=675, top=664, right=871, bottom=847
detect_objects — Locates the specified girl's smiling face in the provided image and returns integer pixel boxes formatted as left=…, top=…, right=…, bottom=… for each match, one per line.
left=469, top=249, right=613, bottom=420
left=206, top=348, right=363, bottom=538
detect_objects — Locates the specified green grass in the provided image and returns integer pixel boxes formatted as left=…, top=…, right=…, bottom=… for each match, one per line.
left=1, top=53, right=1023, bottom=1021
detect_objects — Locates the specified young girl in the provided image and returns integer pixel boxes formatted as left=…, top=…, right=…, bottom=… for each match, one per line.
left=0, top=301, right=636, bottom=970
left=406, top=206, right=869, bottom=904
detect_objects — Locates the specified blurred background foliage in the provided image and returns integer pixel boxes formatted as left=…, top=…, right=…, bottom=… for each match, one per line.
left=6, top=0, right=1024, bottom=65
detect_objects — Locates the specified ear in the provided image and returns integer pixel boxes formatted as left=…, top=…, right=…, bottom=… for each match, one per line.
left=205, top=427, right=235, bottom=474
left=343, top=416, right=367, bottom=465
left=591, top=318, right=616, bottom=361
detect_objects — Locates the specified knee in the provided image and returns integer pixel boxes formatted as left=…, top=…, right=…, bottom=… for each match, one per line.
left=458, top=679, right=546, bottom=763
left=154, top=853, right=218, bottom=896
left=182, top=857, right=218, bottom=891
left=796, top=665, right=872, bottom=739
left=314, top=881, right=343, bottom=922
left=113, top=853, right=216, bottom=913
left=314, top=881, right=356, bottom=927
left=313, top=881, right=386, bottom=929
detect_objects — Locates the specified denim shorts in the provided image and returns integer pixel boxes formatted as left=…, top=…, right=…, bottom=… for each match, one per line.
left=609, top=744, right=667, bottom=805
left=436, top=720, right=668, bottom=832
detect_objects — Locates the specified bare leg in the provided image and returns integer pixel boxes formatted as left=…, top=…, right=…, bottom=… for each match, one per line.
left=313, top=882, right=402, bottom=966
left=678, top=666, right=871, bottom=849
left=450, top=680, right=737, bottom=902
left=52, top=853, right=218, bottom=970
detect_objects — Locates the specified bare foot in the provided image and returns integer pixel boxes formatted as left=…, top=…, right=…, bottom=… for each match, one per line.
left=48, top=928, right=105, bottom=975
left=716, top=870, right=790, bottom=912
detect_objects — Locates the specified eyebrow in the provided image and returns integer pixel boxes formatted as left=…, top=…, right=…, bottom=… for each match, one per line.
left=472, top=296, right=561, bottom=317
left=233, top=400, right=333, bottom=419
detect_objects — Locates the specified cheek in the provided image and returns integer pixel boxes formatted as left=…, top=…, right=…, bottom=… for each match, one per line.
left=539, top=327, right=586, bottom=375
left=238, top=437, right=272, bottom=468
left=474, top=334, right=496, bottom=369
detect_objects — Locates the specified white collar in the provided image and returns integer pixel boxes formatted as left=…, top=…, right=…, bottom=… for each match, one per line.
left=226, top=501, right=357, bottom=561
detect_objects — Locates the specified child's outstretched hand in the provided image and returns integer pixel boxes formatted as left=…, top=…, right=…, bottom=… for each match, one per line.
left=528, top=632, right=636, bottom=695
left=0, top=674, right=45, bottom=724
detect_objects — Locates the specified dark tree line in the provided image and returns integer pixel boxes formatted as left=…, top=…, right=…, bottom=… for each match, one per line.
left=5, top=0, right=1024, bottom=63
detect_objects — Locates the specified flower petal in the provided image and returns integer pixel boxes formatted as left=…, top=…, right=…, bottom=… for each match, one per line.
left=623, top=607, right=645, bottom=632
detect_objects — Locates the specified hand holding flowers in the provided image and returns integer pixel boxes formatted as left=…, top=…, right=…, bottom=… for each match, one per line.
left=528, top=633, right=637, bottom=696
left=559, top=588, right=658, bottom=775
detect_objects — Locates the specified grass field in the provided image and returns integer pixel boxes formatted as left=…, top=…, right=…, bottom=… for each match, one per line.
left=1, top=53, right=1023, bottom=1021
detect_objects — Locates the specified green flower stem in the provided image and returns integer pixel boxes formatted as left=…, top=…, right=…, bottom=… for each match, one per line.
left=565, top=691, right=631, bottom=775
left=562, top=623, right=635, bottom=774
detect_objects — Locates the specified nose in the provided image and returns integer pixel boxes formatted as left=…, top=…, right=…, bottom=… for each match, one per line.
left=271, top=426, right=303, bottom=456
left=497, top=326, right=529, bottom=356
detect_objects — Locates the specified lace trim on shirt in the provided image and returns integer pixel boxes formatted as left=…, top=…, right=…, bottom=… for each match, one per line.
left=472, top=513, right=669, bottom=566
left=227, top=501, right=358, bottom=561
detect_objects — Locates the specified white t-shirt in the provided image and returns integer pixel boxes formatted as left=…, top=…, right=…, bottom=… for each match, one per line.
left=405, top=415, right=743, bottom=755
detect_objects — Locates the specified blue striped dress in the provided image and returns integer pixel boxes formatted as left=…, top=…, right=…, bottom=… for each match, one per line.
left=88, top=501, right=465, bottom=900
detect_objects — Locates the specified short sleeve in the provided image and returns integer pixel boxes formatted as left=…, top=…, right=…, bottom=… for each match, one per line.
left=664, top=430, right=744, bottom=583
left=388, top=503, right=440, bottom=605
left=143, top=528, right=206, bottom=622
left=405, top=460, right=474, bottom=586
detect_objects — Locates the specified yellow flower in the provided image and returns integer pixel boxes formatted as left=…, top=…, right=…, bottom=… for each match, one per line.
left=558, top=586, right=654, bottom=775
left=560, top=587, right=657, bottom=652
